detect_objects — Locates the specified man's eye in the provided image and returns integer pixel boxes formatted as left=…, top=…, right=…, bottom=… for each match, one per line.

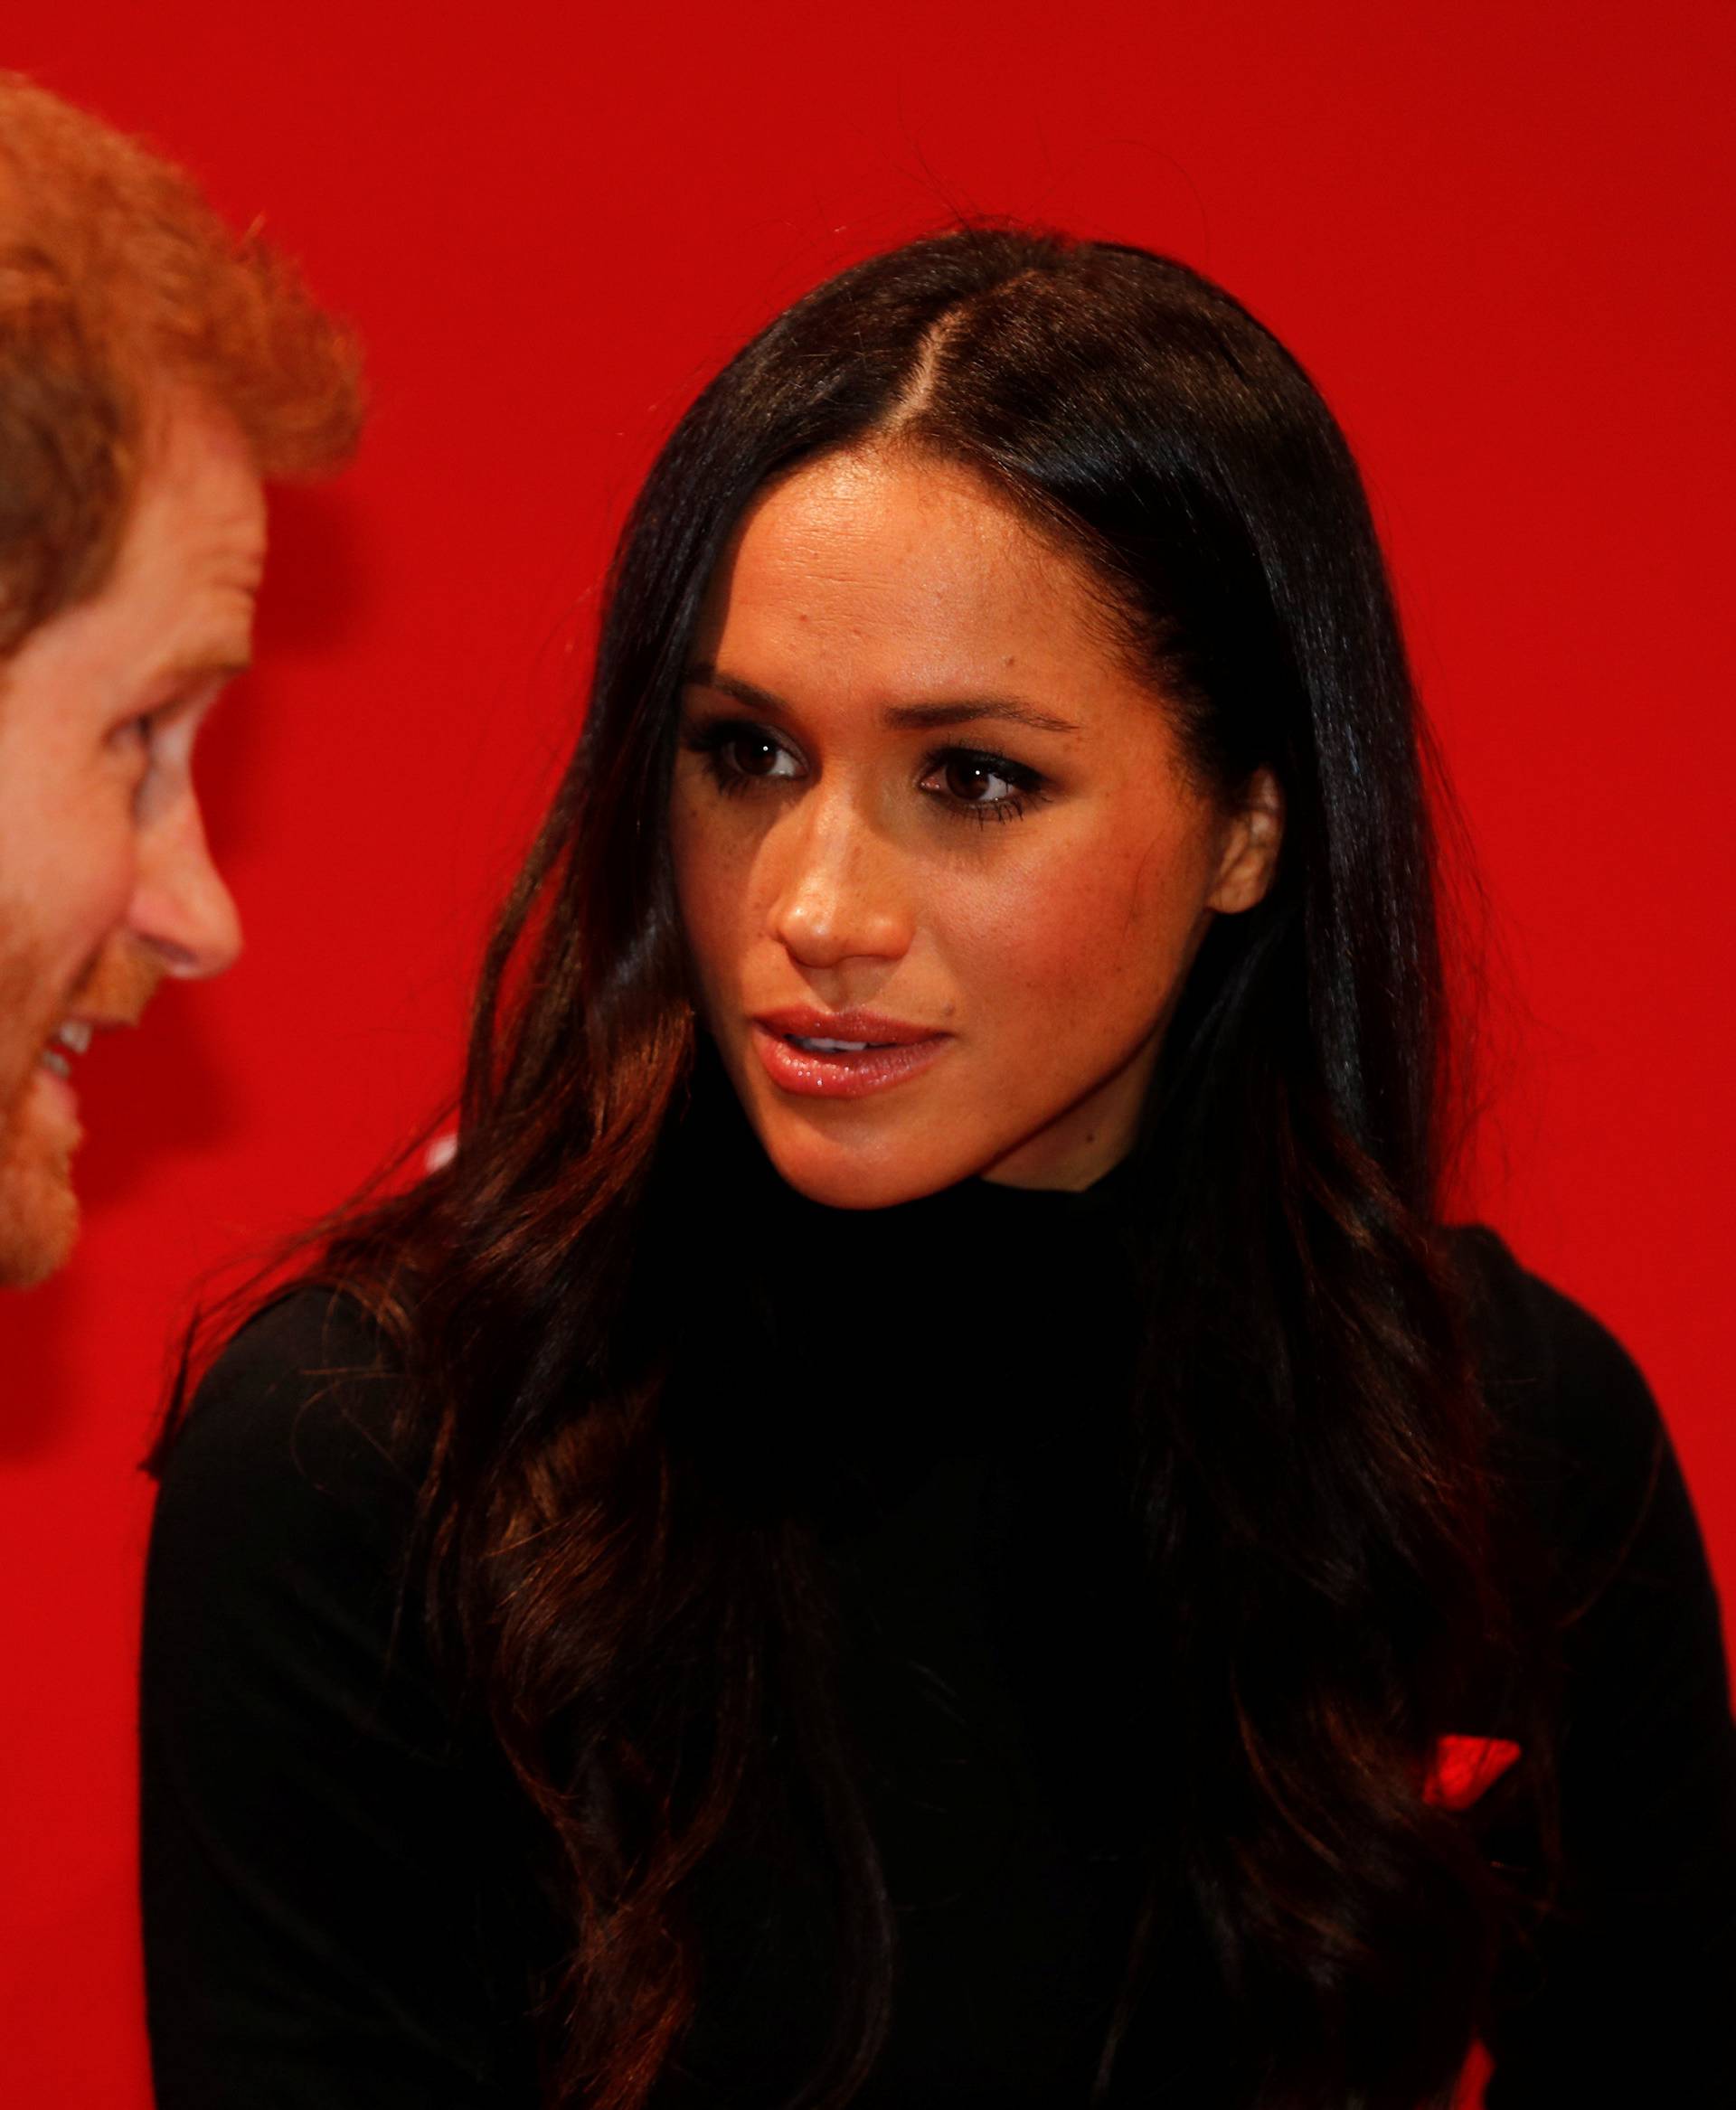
left=109, top=714, right=154, bottom=758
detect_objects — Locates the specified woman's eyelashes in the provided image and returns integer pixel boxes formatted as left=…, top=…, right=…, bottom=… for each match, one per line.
left=917, top=749, right=1048, bottom=825
left=684, top=719, right=801, bottom=793
left=682, top=716, right=1052, bottom=825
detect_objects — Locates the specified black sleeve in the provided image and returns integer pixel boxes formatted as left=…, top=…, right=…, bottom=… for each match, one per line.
left=1466, top=1240, right=1736, bottom=2103
left=139, top=1291, right=549, bottom=2109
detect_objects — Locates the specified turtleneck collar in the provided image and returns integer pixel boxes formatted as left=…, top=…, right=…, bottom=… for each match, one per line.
left=658, top=1060, right=1147, bottom=1531
left=682, top=1033, right=1146, bottom=1222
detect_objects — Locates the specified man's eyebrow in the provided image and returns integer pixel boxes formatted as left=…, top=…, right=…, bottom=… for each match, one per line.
left=153, top=649, right=254, bottom=697
left=683, top=664, right=1079, bottom=738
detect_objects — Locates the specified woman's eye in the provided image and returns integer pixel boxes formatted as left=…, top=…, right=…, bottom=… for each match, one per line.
left=726, top=730, right=796, bottom=780
left=683, top=720, right=1047, bottom=824
left=684, top=720, right=802, bottom=795
left=943, top=758, right=1009, bottom=803
left=922, top=749, right=1047, bottom=824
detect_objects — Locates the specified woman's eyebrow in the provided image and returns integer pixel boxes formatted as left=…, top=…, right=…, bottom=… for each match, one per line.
left=882, top=699, right=1080, bottom=736
left=683, top=664, right=1079, bottom=737
left=684, top=665, right=782, bottom=713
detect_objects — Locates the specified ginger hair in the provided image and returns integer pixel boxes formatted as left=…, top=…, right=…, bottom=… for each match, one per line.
left=0, top=71, right=363, bottom=654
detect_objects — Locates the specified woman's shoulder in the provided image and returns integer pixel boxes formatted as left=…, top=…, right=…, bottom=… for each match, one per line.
left=1448, top=1224, right=1680, bottom=1578
left=1450, top=1225, right=1655, bottom=1418
left=152, top=1284, right=421, bottom=1570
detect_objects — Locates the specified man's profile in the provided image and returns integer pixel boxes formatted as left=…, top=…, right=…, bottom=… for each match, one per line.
left=0, top=73, right=361, bottom=1286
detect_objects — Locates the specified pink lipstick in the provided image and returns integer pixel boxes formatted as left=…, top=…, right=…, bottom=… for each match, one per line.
left=750, top=1006, right=950, bottom=1099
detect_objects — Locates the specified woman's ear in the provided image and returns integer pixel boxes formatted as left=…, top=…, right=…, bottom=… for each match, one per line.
left=1208, top=768, right=1284, bottom=915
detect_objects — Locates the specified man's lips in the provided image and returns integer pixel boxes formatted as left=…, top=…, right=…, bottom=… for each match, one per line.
left=37, top=1021, right=90, bottom=1081
left=35, top=1013, right=127, bottom=1090
left=749, top=1008, right=951, bottom=1099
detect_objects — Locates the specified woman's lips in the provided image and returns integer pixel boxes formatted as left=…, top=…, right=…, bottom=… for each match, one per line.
left=749, top=1015, right=950, bottom=1098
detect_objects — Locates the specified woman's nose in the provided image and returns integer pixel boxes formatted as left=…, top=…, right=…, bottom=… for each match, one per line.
left=768, top=793, right=912, bottom=970
left=126, top=795, right=243, bottom=980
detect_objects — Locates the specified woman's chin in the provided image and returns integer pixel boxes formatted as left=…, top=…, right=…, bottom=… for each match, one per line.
left=754, top=1121, right=974, bottom=1214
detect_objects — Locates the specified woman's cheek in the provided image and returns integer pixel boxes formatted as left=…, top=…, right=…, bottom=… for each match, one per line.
left=955, top=839, right=1150, bottom=1007
left=670, top=792, right=744, bottom=995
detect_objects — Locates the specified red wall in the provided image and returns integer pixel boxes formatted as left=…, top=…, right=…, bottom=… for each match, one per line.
left=2, top=5, right=1731, bottom=2102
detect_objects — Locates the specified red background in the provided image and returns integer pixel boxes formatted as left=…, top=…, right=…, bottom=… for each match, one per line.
left=2, top=4, right=1731, bottom=2102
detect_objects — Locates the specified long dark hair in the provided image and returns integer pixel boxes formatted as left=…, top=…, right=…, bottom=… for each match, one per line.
left=164, top=227, right=1553, bottom=2107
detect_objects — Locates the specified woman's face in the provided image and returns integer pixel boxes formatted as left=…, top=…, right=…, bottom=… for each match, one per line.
left=670, top=445, right=1280, bottom=1210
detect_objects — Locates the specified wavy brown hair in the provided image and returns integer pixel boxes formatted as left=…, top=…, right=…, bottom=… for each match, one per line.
left=0, top=69, right=362, bottom=656
left=163, top=228, right=1555, bottom=2108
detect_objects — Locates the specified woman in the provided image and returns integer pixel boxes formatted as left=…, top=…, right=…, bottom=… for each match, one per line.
left=140, top=229, right=1736, bottom=2108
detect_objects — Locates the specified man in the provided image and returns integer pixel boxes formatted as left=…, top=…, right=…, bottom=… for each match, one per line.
left=0, top=73, right=362, bottom=1286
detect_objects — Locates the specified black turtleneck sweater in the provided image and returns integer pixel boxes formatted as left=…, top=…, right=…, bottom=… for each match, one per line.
left=140, top=1141, right=1736, bottom=2108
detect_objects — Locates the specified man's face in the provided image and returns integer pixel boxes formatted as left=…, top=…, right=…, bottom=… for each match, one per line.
left=0, top=398, right=263, bottom=1286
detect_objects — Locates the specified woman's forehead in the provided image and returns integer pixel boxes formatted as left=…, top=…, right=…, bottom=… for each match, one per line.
left=694, top=447, right=1136, bottom=710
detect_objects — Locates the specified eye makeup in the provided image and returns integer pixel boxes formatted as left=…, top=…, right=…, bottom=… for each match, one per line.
left=679, top=715, right=1053, bottom=826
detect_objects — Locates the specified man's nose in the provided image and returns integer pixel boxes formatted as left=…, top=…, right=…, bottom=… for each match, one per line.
left=768, top=790, right=912, bottom=970
left=127, top=796, right=243, bottom=979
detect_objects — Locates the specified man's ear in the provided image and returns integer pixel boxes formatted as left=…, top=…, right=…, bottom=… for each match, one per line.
left=1207, top=768, right=1284, bottom=915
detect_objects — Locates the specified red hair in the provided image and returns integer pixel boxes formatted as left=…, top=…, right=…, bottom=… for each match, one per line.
left=0, top=70, right=363, bottom=653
